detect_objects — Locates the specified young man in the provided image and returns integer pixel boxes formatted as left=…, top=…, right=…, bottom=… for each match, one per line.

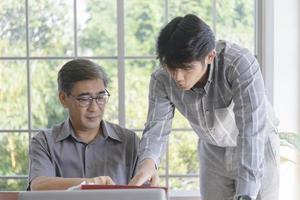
left=28, top=59, right=139, bottom=190
left=129, top=14, right=280, bottom=200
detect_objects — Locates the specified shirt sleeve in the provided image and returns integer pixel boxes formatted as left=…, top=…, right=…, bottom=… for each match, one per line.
left=138, top=70, right=175, bottom=167
left=27, top=131, right=56, bottom=190
left=228, top=49, right=267, bottom=198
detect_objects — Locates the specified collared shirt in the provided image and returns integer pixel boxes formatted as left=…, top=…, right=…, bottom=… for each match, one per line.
left=28, top=119, right=139, bottom=189
left=139, top=40, right=279, bottom=198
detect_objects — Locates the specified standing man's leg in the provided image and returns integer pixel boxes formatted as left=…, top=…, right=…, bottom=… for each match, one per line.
left=256, top=131, right=280, bottom=200
left=198, top=131, right=279, bottom=200
left=198, top=140, right=236, bottom=200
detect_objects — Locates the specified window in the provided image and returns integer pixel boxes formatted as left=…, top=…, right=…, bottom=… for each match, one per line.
left=0, top=0, right=255, bottom=191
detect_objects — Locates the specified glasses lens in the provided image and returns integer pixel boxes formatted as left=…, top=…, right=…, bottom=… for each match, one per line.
left=78, top=98, right=91, bottom=107
left=96, top=95, right=109, bottom=105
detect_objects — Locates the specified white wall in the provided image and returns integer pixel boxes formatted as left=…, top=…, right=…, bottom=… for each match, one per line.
left=273, top=0, right=300, bottom=134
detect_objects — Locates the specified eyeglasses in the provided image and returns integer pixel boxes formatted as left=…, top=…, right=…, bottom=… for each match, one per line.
left=70, top=89, right=110, bottom=107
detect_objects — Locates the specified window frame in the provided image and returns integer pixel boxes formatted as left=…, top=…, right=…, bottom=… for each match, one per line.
left=0, top=0, right=259, bottom=193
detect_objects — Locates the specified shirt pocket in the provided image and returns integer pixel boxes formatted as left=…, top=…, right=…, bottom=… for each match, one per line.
left=211, top=101, right=239, bottom=146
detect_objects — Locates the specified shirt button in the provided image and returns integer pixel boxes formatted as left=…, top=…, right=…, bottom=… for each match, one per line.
left=205, top=110, right=210, bottom=115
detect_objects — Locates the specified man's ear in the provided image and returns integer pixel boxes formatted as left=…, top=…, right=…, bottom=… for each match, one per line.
left=59, top=91, right=68, bottom=108
left=206, top=49, right=216, bottom=64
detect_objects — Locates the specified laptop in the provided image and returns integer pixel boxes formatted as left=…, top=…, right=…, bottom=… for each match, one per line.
left=19, top=189, right=167, bottom=200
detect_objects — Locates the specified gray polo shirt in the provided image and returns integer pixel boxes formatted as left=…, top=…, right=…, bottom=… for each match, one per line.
left=28, top=119, right=139, bottom=189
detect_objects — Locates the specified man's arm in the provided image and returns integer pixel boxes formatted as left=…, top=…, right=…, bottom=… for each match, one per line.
left=229, top=49, right=267, bottom=199
left=29, top=130, right=117, bottom=190
left=31, top=176, right=115, bottom=190
left=128, top=158, right=158, bottom=186
left=129, top=70, right=174, bottom=186
left=28, top=132, right=57, bottom=190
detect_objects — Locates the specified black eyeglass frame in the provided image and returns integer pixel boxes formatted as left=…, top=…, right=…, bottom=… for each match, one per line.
left=69, top=89, right=110, bottom=107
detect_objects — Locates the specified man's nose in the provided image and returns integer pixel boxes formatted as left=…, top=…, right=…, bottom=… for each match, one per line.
left=87, top=99, right=100, bottom=111
left=174, top=69, right=184, bottom=82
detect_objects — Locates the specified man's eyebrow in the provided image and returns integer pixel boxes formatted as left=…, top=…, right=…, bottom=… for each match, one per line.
left=98, top=90, right=107, bottom=95
left=77, top=90, right=107, bottom=97
left=77, top=92, right=91, bottom=97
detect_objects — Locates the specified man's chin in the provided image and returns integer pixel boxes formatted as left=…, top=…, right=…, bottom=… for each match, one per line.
left=83, top=123, right=101, bottom=131
left=84, top=118, right=101, bottom=127
left=177, top=85, right=191, bottom=91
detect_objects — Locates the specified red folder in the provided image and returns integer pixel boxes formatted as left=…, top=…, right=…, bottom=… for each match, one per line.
left=80, top=184, right=168, bottom=193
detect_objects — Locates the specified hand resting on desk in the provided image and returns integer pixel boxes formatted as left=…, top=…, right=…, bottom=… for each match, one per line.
left=31, top=176, right=115, bottom=190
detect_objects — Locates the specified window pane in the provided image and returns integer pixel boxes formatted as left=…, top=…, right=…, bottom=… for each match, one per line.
left=168, top=0, right=212, bottom=26
left=31, top=60, right=67, bottom=129
left=0, top=132, right=29, bottom=176
left=173, top=110, right=191, bottom=129
left=0, top=178, right=27, bottom=191
left=0, top=60, right=27, bottom=129
left=169, top=177, right=199, bottom=191
left=0, top=1, right=26, bottom=56
left=158, top=150, right=167, bottom=180
left=94, top=60, right=118, bottom=124
left=125, top=59, right=157, bottom=129
left=134, top=131, right=143, bottom=141
left=169, top=131, right=199, bottom=174
left=29, top=1, right=74, bottom=56
left=125, top=0, right=164, bottom=56
left=216, top=0, right=255, bottom=52
left=78, top=0, right=117, bottom=56
left=158, top=177, right=166, bottom=188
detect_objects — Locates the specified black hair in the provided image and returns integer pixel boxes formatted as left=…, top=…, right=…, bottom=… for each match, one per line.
left=156, top=14, right=215, bottom=68
left=57, top=59, right=109, bottom=95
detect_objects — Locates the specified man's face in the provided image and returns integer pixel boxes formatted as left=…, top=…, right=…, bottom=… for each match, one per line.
left=165, top=51, right=215, bottom=91
left=166, top=60, right=208, bottom=90
left=59, top=78, right=108, bottom=133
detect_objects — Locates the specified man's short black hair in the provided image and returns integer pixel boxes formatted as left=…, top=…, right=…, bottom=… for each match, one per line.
left=57, top=59, right=109, bottom=95
left=156, top=14, right=215, bottom=68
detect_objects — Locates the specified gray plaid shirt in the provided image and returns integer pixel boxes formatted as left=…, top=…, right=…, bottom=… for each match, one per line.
left=139, top=40, right=279, bottom=197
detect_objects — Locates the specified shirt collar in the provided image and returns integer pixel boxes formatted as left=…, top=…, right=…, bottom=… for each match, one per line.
left=55, top=118, right=73, bottom=142
left=101, top=121, right=122, bottom=142
left=55, top=118, right=121, bottom=143
left=207, top=62, right=214, bottom=85
left=204, top=62, right=215, bottom=92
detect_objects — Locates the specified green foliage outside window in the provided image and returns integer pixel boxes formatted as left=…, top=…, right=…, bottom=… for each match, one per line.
left=0, top=0, right=255, bottom=191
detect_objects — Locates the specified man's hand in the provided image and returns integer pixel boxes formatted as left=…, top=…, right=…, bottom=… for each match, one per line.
left=87, top=176, right=115, bottom=185
left=31, top=175, right=115, bottom=190
left=128, top=158, right=159, bottom=186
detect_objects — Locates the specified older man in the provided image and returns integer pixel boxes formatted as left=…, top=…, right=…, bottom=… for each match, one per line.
left=28, top=59, right=139, bottom=190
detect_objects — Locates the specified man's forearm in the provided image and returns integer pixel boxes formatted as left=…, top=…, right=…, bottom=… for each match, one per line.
left=129, top=158, right=157, bottom=186
left=31, top=176, right=89, bottom=190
